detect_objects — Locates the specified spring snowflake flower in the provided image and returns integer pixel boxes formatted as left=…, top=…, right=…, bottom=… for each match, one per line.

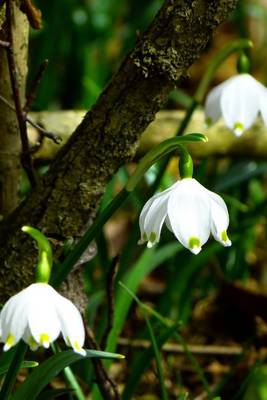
left=0, top=283, right=86, bottom=355
left=139, top=178, right=231, bottom=254
left=205, top=73, right=267, bottom=136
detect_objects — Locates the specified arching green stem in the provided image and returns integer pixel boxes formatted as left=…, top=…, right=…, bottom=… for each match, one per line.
left=22, top=226, right=53, bottom=283
left=126, top=133, right=206, bottom=191
left=195, top=38, right=252, bottom=102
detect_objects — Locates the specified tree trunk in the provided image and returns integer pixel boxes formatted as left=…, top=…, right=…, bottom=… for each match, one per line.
left=0, top=0, right=238, bottom=304
left=0, top=1, right=28, bottom=217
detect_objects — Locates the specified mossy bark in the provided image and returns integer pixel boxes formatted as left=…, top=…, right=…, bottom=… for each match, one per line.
left=0, top=0, right=238, bottom=303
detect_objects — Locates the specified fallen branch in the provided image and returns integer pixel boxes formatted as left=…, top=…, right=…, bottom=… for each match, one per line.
left=27, top=110, right=267, bottom=161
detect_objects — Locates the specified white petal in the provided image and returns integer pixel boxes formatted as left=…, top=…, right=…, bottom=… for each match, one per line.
left=220, top=74, right=260, bottom=134
left=22, top=326, right=39, bottom=351
left=206, top=190, right=231, bottom=247
left=259, top=85, right=267, bottom=126
left=167, top=179, right=211, bottom=254
left=139, top=183, right=177, bottom=247
left=204, top=80, right=228, bottom=125
left=165, top=215, right=173, bottom=233
left=27, top=284, right=61, bottom=348
left=138, top=196, right=156, bottom=244
left=0, top=289, right=29, bottom=350
left=55, top=295, right=85, bottom=356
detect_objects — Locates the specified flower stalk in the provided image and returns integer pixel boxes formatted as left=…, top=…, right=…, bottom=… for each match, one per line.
left=22, top=226, right=53, bottom=283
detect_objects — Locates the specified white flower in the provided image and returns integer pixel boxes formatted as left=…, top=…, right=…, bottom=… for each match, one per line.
left=138, top=178, right=231, bottom=254
left=205, top=73, right=267, bottom=136
left=0, top=283, right=86, bottom=355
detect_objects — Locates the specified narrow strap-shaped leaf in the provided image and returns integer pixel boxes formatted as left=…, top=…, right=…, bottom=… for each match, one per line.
left=12, top=349, right=124, bottom=400
left=0, top=360, right=38, bottom=376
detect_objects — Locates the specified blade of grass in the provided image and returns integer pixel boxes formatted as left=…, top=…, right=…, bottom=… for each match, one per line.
left=105, top=242, right=183, bottom=355
left=120, top=282, right=169, bottom=400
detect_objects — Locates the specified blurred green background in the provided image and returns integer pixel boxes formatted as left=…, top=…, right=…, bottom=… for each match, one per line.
left=26, top=1, right=267, bottom=398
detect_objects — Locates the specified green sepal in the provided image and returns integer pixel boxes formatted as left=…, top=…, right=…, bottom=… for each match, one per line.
left=179, top=145, right=193, bottom=178
left=237, top=51, right=250, bottom=74
left=21, top=226, right=53, bottom=283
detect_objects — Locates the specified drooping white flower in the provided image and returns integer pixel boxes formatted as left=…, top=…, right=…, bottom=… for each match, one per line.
left=0, top=283, right=86, bottom=355
left=205, top=73, right=267, bottom=136
left=138, top=178, right=231, bottom=254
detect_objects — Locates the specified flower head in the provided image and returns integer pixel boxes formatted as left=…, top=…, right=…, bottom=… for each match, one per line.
left=139, top=178, right=231, bottom=254
left=0, top=283, right=85, bottom=355
left=205, top=74, right=267, bottom=136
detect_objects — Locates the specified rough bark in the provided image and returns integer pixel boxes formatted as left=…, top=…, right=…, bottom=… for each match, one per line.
left=0, top=0, right=238, bottom=303
left=0, top=1, right=28, bottom=217
left=28, top=110, right=267, bottom=161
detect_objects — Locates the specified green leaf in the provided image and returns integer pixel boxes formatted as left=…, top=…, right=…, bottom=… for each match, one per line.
left=0, top=360, right=38, bottom=376
left=214, top=162, right=267, bottom=192
left=119, top=282, right=169, bottom=400
left=37, top=388, right=74, bottom=400
left=106, top=242, right=182, bottom=355
left=12, top=349, right=124, bottom=400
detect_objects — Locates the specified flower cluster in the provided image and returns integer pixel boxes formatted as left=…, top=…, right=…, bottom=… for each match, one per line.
left=139, top=178, right=231, bottom=254
left=0, top=283, right=86, bottom=355
left=205, top=73, right=267, bottom=136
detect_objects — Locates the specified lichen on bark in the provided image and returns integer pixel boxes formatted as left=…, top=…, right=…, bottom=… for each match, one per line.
left=0, top=0, right=238, bottom=304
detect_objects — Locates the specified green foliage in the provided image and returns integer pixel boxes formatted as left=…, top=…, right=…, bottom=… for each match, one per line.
left=10, top=0, right=267, bottom=398
left=12, top=349, right=123, bottom=400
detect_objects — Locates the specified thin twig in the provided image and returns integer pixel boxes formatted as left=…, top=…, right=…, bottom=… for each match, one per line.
left=24, top=59, right=49, bottom=113
left=0, top=93, right=62, bottom=144
left=101, top=255, right=119, bottom=349
left=85, top=324, right=120, bottom=400
left=5, top=0, right=36, bottom=186
left=118, top=338, right=243, bottom=356
left=26, top=118, right=62, bottom=144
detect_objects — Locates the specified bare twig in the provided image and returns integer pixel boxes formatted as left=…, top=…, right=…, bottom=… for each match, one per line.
left=27, top=118, right=62, bottom=144
left=5, top=0, right=36, bottom=186
left=0, top=93, right=61, bottom=144
left=101, top=255, right=119, bottom=349
left=24, top=59, right=49, bottom=113
left=118, top=337, right=243, bottom=356
left=85, top=324, right=120, bottom=400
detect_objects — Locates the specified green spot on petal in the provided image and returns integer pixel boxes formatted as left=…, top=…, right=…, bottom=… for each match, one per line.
left=6, top=334, right=14, bottom=346
left=189, top=237, right=200, bottom=250
left=234, top=121, right=244, bottom=133
left=205, top=117, right=213, bottom=127
left=149, top=232, right=157, bottom=243
left=74, top=341, right=82, bottom=351
left=142, top=232, right=148, bottom=241
left=40, top=333, right=50, bottom=347
left=221, top=230, right=229, bottom=242
left=28, top=336, right=38, bottom=350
